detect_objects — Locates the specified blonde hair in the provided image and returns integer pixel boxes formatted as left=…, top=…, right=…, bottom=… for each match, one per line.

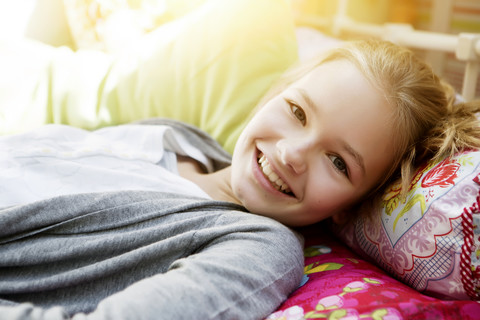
left=258, top=39, right=480, bottom=205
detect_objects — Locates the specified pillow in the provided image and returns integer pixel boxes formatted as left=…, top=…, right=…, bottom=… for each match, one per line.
left=295, top=26, right=342, bottom=61
left=334, top=149, right=480, bottom=300
left=63, top=0, right=207, bottom=53
left=0, top=0, right=298, bottom=154
left=267, top=224, right=480, bottom=319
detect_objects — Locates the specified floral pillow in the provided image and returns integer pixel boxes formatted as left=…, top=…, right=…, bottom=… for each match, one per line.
left=266, top=225, right=480, bottom=319
left=334, top=149, right=480, bottom=300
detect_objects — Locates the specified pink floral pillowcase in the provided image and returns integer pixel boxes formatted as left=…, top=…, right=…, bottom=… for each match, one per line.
left=335, top=149, right=480, bottom=300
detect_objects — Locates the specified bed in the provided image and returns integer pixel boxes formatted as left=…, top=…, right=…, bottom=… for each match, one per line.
left=1, top=0, right=480, bottom=319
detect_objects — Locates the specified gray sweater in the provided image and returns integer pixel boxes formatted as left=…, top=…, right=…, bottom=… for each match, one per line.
left=0, top=119, right=304, bottom=320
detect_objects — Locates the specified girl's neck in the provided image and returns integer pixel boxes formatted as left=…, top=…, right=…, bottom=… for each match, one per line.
left=177, top=156, right=239, bottom=205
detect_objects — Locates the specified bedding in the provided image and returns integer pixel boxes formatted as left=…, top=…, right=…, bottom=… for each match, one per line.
left=0, top=123, right=215, bottom=207
left=334, top=149, right=480, bottom=301
left=266, top=224, right=480, bottom=320
left=0, top=0, right=298, bottom=154
left=63, top=0, right=207, bottom=53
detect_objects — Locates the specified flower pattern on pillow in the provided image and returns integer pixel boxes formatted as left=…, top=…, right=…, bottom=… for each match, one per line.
left=382, top=161, right=432, bottom=218
left=422, top=158, right=461, bottom=188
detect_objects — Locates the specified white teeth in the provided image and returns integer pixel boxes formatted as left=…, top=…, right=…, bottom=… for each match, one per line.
left=269, top=172, right=279, bottom=181
left=274, top=178, right=282, bottom=186
left=263, top=165, right=272, bottom=175
left=257, top=152, right=291, bottom=194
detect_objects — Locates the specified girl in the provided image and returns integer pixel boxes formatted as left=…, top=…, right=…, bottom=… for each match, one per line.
left=1, top=39, right=479, bottom=320
left=179, top=38, right=480, bottom=226
left=243, top=39, right=480, bottom=224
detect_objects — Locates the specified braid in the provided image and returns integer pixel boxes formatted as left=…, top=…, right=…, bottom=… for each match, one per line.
left=421, top=100, right=480, bottom=162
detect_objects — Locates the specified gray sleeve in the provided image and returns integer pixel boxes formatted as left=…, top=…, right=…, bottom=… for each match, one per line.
left=135, top=118, right=233, bottom=170
left=82, top=215, right=303, bottom=320
left=0, top=192, right=304, bottom=320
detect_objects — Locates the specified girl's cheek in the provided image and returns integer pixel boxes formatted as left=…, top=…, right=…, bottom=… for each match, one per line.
left=307, top=174, right=346, bottom=211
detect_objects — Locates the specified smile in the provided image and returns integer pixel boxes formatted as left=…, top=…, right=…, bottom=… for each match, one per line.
left=257, top=152, right=292, bottom=195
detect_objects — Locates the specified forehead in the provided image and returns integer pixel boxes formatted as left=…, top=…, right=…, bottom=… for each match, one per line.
left=292, top=59, right=390, bottom=118
left=295, top=59, right=373, bottom=94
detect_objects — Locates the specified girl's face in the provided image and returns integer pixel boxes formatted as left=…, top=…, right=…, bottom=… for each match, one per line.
left=230, top=59, right=396, bottom=226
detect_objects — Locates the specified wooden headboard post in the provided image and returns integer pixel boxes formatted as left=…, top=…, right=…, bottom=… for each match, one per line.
left=294, top=0, right=480, bottom=101
left=456, top=33, right=480, bottom=101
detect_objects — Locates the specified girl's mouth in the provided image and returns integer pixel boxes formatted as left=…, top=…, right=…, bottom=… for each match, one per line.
left=257, top=152, right=293, bottom=195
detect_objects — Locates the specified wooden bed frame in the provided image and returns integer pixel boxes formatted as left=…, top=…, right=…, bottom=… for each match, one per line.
left=295, top=0, right=480, bottom=101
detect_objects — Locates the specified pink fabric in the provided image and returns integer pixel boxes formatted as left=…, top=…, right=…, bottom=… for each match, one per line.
left=267, top=225, right=480, bottom=320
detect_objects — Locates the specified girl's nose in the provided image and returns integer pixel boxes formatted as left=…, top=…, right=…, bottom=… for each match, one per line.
left=276, top=138, right=310, bottom=175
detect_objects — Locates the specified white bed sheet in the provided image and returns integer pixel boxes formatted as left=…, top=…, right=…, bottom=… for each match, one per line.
left=0, top=124, right=211, bottom=208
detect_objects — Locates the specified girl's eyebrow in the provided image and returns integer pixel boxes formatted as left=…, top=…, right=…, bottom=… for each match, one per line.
left=297, top=88, right=316, bottom=111
left=342, top=141, right=366, bottom=177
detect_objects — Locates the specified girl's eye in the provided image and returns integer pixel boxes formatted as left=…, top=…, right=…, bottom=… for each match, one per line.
left=290, top=104, right=307, bottom=125
left=328, top=155, right=349, bottom=177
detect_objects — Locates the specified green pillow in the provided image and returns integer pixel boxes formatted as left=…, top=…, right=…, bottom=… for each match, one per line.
left=0, top=0, right=298, bottom=154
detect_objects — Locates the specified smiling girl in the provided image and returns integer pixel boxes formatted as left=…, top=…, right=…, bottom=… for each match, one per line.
left=185, top=39, right=480, bottom=227
left=227, top=58, right=396, bottom=226
left=1, top=39, right=480, bottom=320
